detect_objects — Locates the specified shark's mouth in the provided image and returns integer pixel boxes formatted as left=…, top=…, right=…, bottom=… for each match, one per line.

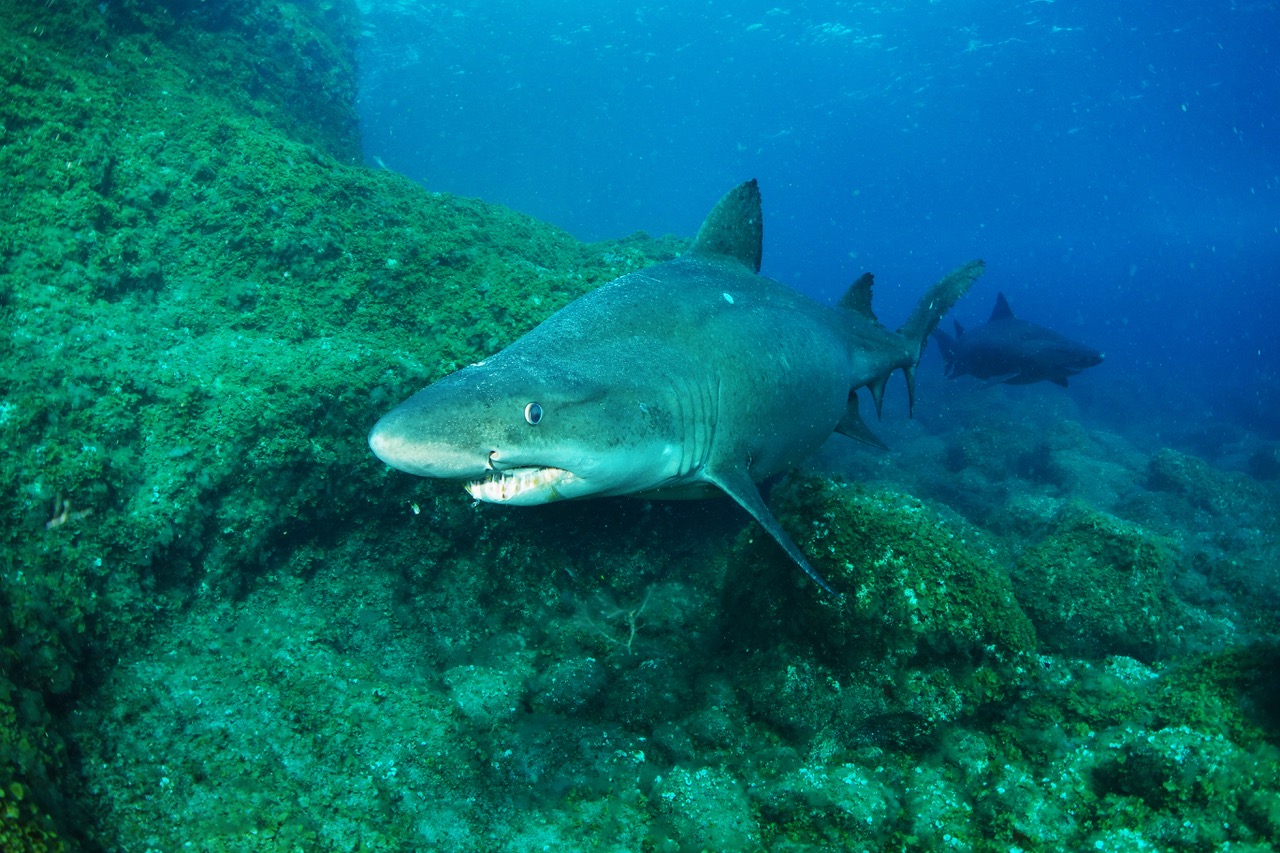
left=465, top=467, right=577, bottom=504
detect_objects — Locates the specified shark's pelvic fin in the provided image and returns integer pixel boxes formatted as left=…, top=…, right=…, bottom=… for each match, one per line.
left=688, top=179, right=764, bottom=273
left=837, top=272, right=879, bottom=323
left=835, top=392, right=888, bottom=450
left=868, top=376, right=888, bottom=419
left=705, top=466, right=837, bottom=594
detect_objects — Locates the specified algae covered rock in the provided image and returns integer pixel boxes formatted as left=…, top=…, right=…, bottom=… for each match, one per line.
left=530, top=656, right=608, bottom=714
left=651, top=765, right=761, bottom=851
left=1013, top=504, right=1174, bottom=661
left=0, top=0, right=690, bottom=841
left=724, top=474, right=1036, bottom=744
left=1147, top=447, right=1265, bottom=516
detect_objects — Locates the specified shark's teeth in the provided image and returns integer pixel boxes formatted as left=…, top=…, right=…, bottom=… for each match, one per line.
left=465, top=467, right=572, bottom=504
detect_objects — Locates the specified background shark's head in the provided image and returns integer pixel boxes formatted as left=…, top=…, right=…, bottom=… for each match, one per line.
left=368, top=356, right=682, bottom=505
left=1045, top=337, right=1106, bottom=376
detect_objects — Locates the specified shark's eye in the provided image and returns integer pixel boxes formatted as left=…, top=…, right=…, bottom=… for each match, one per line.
left=524, top=402, right=543, bottom=425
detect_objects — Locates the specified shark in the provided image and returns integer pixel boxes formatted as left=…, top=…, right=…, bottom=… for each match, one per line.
left=368, top=180, right=984, bottom=592
left=931, top=292, right=1104, bottom=387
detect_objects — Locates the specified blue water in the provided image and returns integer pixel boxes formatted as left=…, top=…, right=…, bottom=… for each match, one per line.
left=357, top=0, right=1280, bottom=436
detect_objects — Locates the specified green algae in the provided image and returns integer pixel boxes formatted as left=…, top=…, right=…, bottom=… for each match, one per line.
left=2, top=0, right=682, bottom=841
left=0, top=690, right=71, bottom=853
left=1156, top=643, right=1280, bottom=746
left=1147, top=447, right=1268, bottom=516
left=1013, top=503, right=1174, bottom=661
left=723, top=475, right=1036, bottom=747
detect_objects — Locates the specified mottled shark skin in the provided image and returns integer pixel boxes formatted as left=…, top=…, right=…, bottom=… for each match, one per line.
left=931, top=292, right=1104, bottom=387
left=369, top=181, right=983, bottom=592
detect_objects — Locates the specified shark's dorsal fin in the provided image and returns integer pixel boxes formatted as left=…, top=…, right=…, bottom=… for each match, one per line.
left=705, top=465, right=836, bottom=594
left=688, top=180, right=763, bottom=273
left=837, top=273, right=878, bottom=322
left=990, top=292, right=1015, bottom=321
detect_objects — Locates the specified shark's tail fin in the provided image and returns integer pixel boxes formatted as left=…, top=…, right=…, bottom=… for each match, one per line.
left=897, top=259, right=985, bottom=413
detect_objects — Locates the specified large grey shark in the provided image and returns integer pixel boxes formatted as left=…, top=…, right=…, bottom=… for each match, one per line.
left=369, top=181, right=983, bottom=592
left=931, top=292, right=1104, bottom=387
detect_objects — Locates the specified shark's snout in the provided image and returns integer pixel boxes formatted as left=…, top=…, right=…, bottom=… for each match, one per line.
left=367, top=413, right=424, bottom=473
left=370, top=406, right=585, bottom=504
left=1076, top=349, right=1105, bottom=370
left=368, top=406, right=487, bottom=478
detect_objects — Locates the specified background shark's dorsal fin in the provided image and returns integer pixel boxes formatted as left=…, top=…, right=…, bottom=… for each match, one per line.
left=991, top=292, right=1015, bottom=321
left=688, top=179, right=763, bottom=273
left=838, top=273, right=878, bottom=322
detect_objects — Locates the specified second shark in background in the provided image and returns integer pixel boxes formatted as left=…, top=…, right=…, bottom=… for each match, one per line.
left=932, top=292, right=1104, bottom=387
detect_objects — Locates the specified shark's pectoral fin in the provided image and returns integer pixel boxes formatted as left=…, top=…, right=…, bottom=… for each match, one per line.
left=835, top=393, right=888, bottom=450
left=1049, top=374, right=1070, bottom=388
left=706, top=467, right=837, bottom=594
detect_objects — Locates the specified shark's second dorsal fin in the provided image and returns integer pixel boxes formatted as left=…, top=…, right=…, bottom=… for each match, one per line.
left=991, top=292, right=1015, bottom=321
left=838, top=273, right=878, bottom=322
left=688, top=180, right=763, bottom=273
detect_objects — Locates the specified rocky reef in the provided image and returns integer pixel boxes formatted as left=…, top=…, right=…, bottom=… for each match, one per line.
left=2, top=1, right=1279, bottom=850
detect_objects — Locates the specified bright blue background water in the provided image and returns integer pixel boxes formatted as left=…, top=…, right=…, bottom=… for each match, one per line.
left=356, top=1, right=1280, bottom=437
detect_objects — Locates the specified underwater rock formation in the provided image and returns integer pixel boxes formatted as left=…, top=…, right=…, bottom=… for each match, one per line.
left=724, top=476, right=1036, bottom=744
left=1, top=0, right=678, bottom=843
left=1013, top=505, right=1174, bottom=662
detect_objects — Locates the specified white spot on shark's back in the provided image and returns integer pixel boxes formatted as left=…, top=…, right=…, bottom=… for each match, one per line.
left=723, top=292, right=735, bottom=304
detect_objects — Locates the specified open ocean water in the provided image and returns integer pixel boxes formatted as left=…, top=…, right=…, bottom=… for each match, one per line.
left=358, top=0, right=1280, bottom=436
